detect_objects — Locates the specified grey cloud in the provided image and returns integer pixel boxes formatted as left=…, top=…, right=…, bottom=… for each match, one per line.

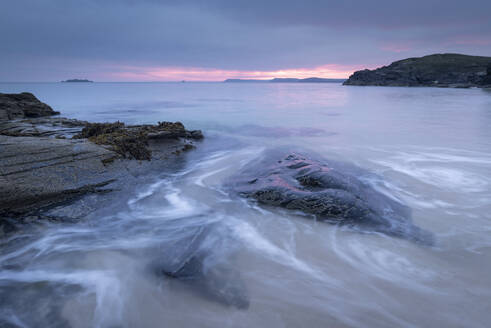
left=1, top=0, right=490, bottom=81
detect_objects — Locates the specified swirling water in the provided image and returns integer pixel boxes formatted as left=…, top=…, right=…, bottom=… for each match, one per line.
left=1, top=82, right=491, bottom=327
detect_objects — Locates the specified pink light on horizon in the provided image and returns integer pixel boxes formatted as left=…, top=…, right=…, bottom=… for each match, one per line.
left=106, top=64, right=362, bottom=82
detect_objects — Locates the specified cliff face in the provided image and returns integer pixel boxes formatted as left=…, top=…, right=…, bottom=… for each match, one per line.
left=343, top=54, right=491, bottom=88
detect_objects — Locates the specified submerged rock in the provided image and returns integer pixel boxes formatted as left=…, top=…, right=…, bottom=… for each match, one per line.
left=343, top=53, right=491, bottom=88
left=229, top=149, right=434, bottom=245
left=154, top=223, right=249, bottom=309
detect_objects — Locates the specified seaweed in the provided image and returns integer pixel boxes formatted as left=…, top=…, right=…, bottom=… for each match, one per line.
left=73, top=121, right=202, bottom=160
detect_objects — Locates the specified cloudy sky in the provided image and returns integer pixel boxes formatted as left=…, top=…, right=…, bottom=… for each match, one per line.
left=1, top=0, right=490, bottom=81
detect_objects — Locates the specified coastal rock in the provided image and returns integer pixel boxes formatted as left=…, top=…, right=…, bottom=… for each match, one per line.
left=228, top=149, right=433, bottom=244
left=0, top=135, right=118, bottom=216
left=0, top=116, right=87, bottom=138
left=0, top=92, right=60, bottom=121
left=0, top=93, right=203, bottom=228
left=73, top=121, right=203, bottom=160
left=0, top=132, right=200, bottom=221
left=343, top=53, right=491, bottom=88
left=155, top=223, right=249, bottom=309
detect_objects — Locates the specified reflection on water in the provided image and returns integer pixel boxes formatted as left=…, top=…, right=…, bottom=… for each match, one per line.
left=222, top=124, right=332, bottom=137
left=0, top=83, right=491, bottom=327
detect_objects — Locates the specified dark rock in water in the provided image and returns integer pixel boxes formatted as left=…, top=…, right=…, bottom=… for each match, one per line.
left=343, top=53, right=491, bottom=88
left=154, top=223, right=250, bottom=309
left=229, top=149, right=434, bottom=245
left=0, top=92, right=60, bottom=121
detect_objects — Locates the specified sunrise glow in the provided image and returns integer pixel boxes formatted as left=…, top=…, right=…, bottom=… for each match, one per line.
left=108, top=64, right=363, bottom=82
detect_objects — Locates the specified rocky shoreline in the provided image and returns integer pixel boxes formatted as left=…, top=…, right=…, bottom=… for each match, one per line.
left=0, top=93, right=203, bottom=234
left=343, top=53, right=491, bottom=88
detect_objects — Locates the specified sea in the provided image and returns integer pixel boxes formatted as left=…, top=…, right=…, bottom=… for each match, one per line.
left=0, top=82, right=490, bottom=327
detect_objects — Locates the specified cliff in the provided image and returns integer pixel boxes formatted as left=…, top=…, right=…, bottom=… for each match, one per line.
left=343, top=53, right=491, bottom=88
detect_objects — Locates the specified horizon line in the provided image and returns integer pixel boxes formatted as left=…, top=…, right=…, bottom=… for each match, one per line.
left=0, top=78, right=349, bottom=84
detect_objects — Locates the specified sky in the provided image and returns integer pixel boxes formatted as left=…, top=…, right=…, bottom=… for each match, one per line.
left=1, top=0, right=490, bottom=82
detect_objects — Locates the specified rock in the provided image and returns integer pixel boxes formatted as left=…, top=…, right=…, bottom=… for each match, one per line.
left=0, top=117, right=87, bottom=138
left=0, top=132, right=201, bottom=219
left=154, top=223, right=249, bottom=309
left=228, top=149, right=434, bottom=245
left=0, top=135, right=117, bottom=215
left=0, top=92, right=60, bottom=120
left=343, top=53, right=491, bottom=88
left=0, top=93, right=204, bottom=225
left=72, top=121, right=203, bottom=160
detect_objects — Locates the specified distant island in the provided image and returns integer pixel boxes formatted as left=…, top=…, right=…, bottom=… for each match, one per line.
left=224, top=77, right=346, bottom=83
left=61, top=79, right=93, bottom=83
left=343, top=53, right=491, bottom=88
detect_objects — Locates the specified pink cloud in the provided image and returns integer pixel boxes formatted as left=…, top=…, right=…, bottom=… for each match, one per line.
left=104, top=64, right=361, bottom=82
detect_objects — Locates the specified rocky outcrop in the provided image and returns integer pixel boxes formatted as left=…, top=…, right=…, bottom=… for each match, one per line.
left=0, top=93, right=203, bottom=232
left=0, top=92, right=60, bottom=121
left=228, top=150, right=433, bottom=245
left=0, top=135, right=118, bottom=214
left=343, top=53, right=491, bottom=88
left=0, top=132, right=199, bottom=225
left=0, top=116, right=87, bottom=137
left=72, top=121, right=203, bottom=160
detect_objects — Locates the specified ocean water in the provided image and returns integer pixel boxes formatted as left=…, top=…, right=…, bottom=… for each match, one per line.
left=1, top=82, right=491, bottom=327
